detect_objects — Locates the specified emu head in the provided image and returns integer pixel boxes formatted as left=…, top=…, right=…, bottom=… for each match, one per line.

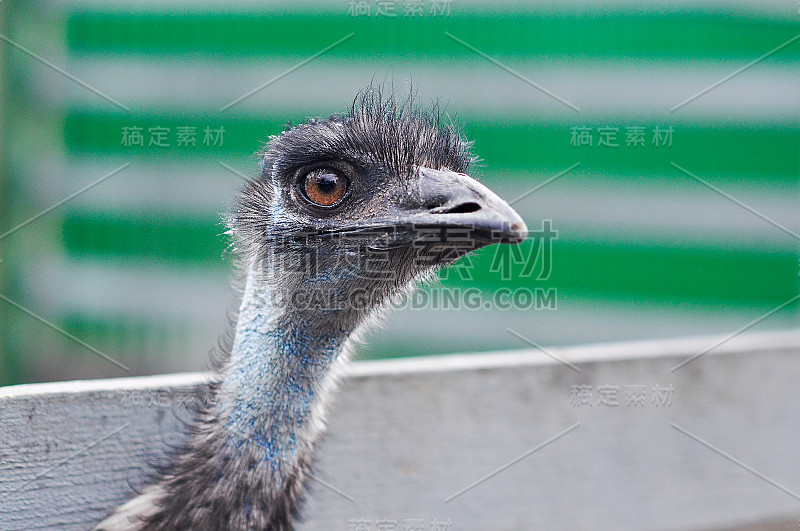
left=231, top=90, right=527, bottom=333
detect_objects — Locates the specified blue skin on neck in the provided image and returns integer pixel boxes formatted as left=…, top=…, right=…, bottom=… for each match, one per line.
left=219, top=270, right=346, bottom=485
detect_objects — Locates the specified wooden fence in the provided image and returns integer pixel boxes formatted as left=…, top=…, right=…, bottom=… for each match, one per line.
left=2, top=330, right=799, bottom=530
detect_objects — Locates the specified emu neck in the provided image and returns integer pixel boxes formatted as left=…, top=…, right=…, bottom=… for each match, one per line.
left=218, top=268, right=349, bottom=486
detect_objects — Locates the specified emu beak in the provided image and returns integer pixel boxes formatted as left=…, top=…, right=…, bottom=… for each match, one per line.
left=415, top=167, right=528, bottom=246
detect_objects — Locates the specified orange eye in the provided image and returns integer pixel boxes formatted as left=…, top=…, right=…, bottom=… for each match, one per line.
left=303, top=170, right=348, bottom=207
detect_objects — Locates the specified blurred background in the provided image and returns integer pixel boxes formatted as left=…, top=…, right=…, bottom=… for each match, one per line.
left=0, top=0, right=797, bottom=385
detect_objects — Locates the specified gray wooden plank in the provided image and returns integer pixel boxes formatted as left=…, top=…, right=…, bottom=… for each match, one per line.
left=2, top=330, right=800, bottom=530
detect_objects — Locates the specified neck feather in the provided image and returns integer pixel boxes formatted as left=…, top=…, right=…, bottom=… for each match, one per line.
left=104, top=265, right=357, bottom=530
left=218, top=267, right=351, bottom=486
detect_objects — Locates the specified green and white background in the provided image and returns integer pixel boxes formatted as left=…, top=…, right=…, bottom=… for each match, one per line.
left=0, top=0, right=798, bottom=385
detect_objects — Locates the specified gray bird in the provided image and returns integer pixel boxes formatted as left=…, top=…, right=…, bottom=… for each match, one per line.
left=96, top=87, right=527, bottom=530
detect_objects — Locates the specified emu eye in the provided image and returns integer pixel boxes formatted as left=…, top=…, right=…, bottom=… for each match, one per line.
left=303, top=169, right=349, bottom=207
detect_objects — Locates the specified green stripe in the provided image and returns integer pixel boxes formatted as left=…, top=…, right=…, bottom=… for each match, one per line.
left=62, top=212, right=798, bottom=306
left=466, top=121, right=799, bottom=186
left=61, top=313, right=181, bottom=356
left=63, top=113, right=277, bottom=160
left=62, top=211, right=230, bottom=264
left=67, top=12, right=800, bottom=62
left=0, top=311, right=31, bottom=385
left=458, top=240, right=799, bottom=306
left=64, top=112, right=800, bottom=185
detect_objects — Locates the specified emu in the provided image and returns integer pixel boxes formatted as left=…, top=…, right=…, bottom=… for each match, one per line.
left=96, top=88, right=527, bottom=530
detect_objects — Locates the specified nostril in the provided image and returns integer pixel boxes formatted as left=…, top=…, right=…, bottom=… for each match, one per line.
left=443, top=202, right=481, bottom=214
